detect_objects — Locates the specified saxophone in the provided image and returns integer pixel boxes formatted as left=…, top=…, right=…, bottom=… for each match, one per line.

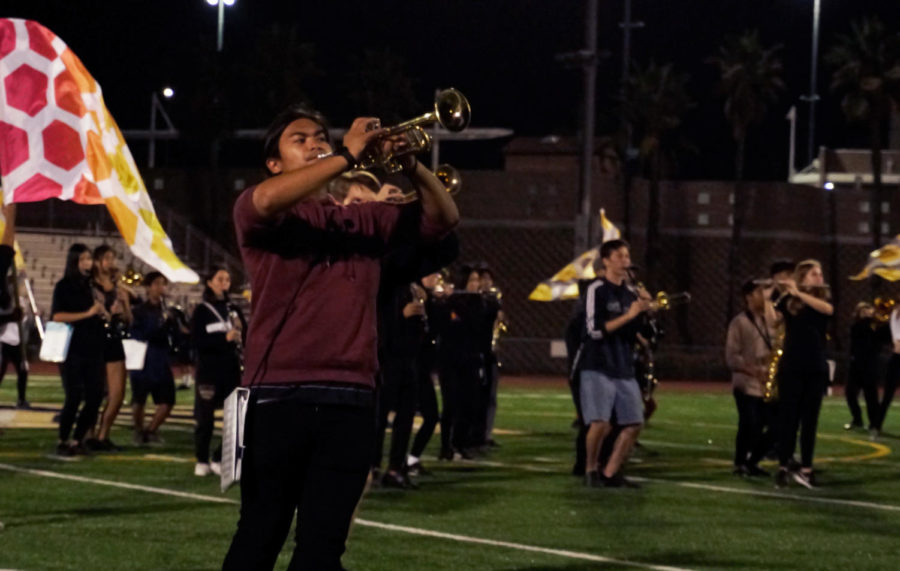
left=764, top=326, right=785, bottom=403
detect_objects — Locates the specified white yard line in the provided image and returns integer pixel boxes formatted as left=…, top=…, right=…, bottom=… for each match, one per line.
left=0, top=462, right=692, bottom=571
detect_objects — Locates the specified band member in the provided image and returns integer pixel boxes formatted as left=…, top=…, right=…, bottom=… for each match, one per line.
left=877, top=303, right=900, bottom=437
left=567, top=260, right=605, bottom=477
left=223, top=105, right=457, bottom=570
left=431, top=266, right=499, bottom=459
left=191, top=267, right=244, bottom=477
left=51, top=243, right=107, bottom=456
left=844, top=302, right=888, bottom=434
left=580, top=239, right=649, bottom=488
left=478, top=264, right=505, bottom=446
left=91, top=245, right=133, bottom=451
left=407, top=272, right=445, bottom=475
left=773, top=259, right=833, bottom=488
left=129, top=272, right=180, bottom=445
left=726, top=278, right=776, bottom=477
left=0, top=204, right=28, bottom=409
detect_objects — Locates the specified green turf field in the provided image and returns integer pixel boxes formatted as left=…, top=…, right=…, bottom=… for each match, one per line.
left=1, top=375, right=899, bottom=570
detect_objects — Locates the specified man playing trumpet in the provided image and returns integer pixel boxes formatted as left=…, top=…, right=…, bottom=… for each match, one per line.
left=225, top=105, right=458, bottom=570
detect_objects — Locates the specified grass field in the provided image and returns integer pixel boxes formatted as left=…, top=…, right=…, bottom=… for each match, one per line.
left=1, top=374, right=899, bottom=570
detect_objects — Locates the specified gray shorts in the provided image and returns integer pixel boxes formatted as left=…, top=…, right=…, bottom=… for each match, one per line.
left=579, top=369, right=644, bottom=426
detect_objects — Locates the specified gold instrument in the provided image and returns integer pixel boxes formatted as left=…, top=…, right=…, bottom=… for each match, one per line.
left=650, top=291, right=691, bottom=311
left=764, top=329, right=785, bottom=403
left=873, top=297, right=896, bottom=323
left=321, top=89, right=471, bottom=173
left=396, top=164, right=462, bottom=203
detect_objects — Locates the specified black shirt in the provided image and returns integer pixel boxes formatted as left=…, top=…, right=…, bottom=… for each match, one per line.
left=777, top=296, right=830, bottom=374
left=579, top=279, right=643, bottom=379
left=51, top=274, right=106, bottom=357
left=849, top=318, right=889, bottom=369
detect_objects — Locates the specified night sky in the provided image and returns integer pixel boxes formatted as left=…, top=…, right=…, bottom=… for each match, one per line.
left=3, top=1, right=900, bottom=179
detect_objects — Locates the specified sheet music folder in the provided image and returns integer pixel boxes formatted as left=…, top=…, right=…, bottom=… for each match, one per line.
left=220, top=387, right=250, bottom=492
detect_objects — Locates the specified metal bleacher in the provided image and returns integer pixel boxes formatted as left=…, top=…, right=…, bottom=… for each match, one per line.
left=16, top=231, right=206, bottom=319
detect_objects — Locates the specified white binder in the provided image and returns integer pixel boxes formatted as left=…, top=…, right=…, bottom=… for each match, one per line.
left=220, top=387, right=250, bottom=492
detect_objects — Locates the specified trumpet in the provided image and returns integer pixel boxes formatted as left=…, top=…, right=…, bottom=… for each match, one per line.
left=394, top=164, right=462, bottom=203
left=320, top=88, right=471, bottom=173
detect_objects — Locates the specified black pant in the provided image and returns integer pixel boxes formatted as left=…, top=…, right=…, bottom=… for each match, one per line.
left=484, top=355, right=500, bottom=441
left=845, top=361, right=880, bottom=428
left=194, top=382, right=224, bottom=463
left=733, top=389, right=774, bottom=467
left=776, top=368, right=827, bottom=468
left=223, top=397, right=374, bottom=571
left=374, top=356, right=417, bottom=471
left=58, top=355, right=105, bottom=443
left=0, top=342, right=27, bottom=402
left=410, top=359, right=439, bottom=458
left=439, top=357, right=481, bottom=452
left=878, top=354, right=900, bottom=430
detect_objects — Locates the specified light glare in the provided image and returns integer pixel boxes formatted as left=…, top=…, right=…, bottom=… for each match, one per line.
left=162, top=87, right=175, bottom=99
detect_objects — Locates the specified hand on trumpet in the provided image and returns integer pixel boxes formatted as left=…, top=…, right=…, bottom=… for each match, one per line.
left=342, top=117, right=385, bottom=160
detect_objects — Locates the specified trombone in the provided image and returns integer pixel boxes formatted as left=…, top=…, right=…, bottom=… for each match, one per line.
left=320, top=88, right=471, bottom=173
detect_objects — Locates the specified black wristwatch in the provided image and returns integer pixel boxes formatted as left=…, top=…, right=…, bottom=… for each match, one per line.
left=337, top=147, right=358, bottom=170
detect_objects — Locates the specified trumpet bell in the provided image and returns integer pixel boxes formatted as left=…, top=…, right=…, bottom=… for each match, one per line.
left=433, top=88, right=471, bottom=132
left=434, top=164, right=462, bottom=195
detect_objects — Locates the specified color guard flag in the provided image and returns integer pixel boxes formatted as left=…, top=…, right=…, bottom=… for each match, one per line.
left=0, top=19, right=198, bottom=283
left=850, top=237, right=900, bottom=282
left=529, top=208, right=622, bottom=301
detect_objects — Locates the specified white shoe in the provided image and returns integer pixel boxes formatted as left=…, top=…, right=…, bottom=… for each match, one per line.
left=210, top=461, right=222, bottom=476
left=194, top=462, right=211, bottom=477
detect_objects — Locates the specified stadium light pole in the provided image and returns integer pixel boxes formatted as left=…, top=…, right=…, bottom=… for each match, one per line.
left=205, top=0, right=236, bottom=52
left=800, top=0, right=822, bottom=166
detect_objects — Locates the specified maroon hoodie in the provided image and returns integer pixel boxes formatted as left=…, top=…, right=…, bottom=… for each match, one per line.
left=233, top=187, right=446, bottom=389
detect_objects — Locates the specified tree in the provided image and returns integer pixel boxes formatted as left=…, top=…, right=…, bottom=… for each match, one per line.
left=709, top=31, right=784, bottom=320
left=622, top=62, right=693, bottom=285
left=827, top=16, right=900, bottom=250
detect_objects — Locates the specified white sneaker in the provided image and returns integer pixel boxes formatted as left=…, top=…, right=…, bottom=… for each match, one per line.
left=210, top=461, right=222, bottom=476
left=194, top=462, right=211, bottom=477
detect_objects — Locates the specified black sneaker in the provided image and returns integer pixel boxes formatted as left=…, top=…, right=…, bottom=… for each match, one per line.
left=843, top=420, right=863, bottom=431
left=438, top=448, right=454, bottom=461
left=99, top=439, right=121, bottom=452
left=584, top=470, right=604, bottom=487
left=55, top=442, right=74, bottom=457
left=732, top=465, right=750, bottom=477
left=746, top=465, right=770, bottom=477
left=775, top=468, right=790, bottom=489
left=604, top=472, right=640, bottom=488
left=381, top=470, right=417, bottom=490
left=407, top=461, right=430, bottom=477
left=83, top=438, right=103, bottom=452
left=16, top=399, right=31, bottom=410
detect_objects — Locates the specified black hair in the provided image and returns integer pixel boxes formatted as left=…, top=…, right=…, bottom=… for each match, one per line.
left=262, top=104, right=331, bottom=166
left=143, top=271, right=167, bottom=287
left=64, top=243, right=91, bottom=280
left=600, top=238, right=630, bottom=260
left=202, top=266, right=230, bottom=302
left=456, top=264, right=479, bottom=290
left=740, top=278, right=760, bottom=297
left=769, top=260, right=795, bottom=277
left=92, top=244, right=114, bottom=261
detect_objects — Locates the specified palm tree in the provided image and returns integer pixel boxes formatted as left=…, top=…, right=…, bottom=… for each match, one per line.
left=827, top=16, right=900, bottom=250
left=709, top=31, right=784, bottom=319
left=622, top=62, right=693, bottom=285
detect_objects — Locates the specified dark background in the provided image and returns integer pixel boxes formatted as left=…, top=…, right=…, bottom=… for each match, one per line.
left=3, top=1, right=899, bottom=178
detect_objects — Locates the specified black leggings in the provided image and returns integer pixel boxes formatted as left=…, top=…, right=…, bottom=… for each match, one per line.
left=374, top=356, right=417, bottom=471
left=776, top=369, right=827, bottom=468
left=0, top=342, right=27, bottom=402
left=58, top=355, right=105, bottom=443
left=410, top=359, right=439, bottom=458
left=845, top=362, right=880, bottom=428
left=733, top=389, right=774, bottom=467
left=878, top=354, right=900, bottom=430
